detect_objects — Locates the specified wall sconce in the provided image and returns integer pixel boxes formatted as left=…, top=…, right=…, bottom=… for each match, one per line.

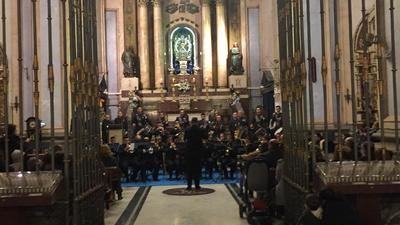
left=192, top=77, right=197, bottom=101
left=172, top=78, right=176, bottom=102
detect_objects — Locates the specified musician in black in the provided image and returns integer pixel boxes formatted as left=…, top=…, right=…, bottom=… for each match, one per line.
left=269, top=105, right=283, bottom=133
left=203, top=137, right=216, bottom=179
left=132, top=106, right=150, bottom=136
left=117, top=137, right=135, bottom=181
left=238, top=111, right=248, bottom=126
left=252, top=106, right=267, bottom=129
left=158, top=112, right=169, bottom=129
left=210, top=114, right=225, bottom=140
left=215, top=133, right=238, bottom=179
left=184, top=117, right=207, bottom=190
left=229, top=111, right=241, bottom=136
left=199, top=113, right=209, bottom=130
left=114, top=111, right=129, bottom=134
left=102, top=114, right=112, bottom=144
left=108, top=136, right=120, bottom=158
left=176, top=109, right=189, bottom=129
left=164, top=136, right=181, bottom=180
left=141, top=136, right=162, bottom=181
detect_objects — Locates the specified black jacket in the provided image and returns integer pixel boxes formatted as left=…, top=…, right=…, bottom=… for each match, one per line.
left=184, top=125, right=207, bottom=157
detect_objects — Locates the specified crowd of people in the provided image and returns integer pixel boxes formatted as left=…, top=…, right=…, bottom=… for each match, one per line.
left=100, top=105, right=284, bottom=185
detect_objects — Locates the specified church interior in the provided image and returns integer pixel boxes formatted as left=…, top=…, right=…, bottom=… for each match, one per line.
left=0, top=0, right=400, bottom=225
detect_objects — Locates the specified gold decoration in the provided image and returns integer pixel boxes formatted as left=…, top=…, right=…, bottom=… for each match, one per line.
left=48, top=65, right=54, bottom=93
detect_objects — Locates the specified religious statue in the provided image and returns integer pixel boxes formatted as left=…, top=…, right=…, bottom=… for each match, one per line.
left=174, top=34, right=192, bottom=61
left=128, top=88, right=142, bottom=111
left=173, top=61, right=181, bottom=75
left=121, top=47, right=137, bottom=77
left=229, top=42, right=244, bottom=75
left=230, top=87, right=244, bottom=114
left=186, top=60, right=194, bottom=75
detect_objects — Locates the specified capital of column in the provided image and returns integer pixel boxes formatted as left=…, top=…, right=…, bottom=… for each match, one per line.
left=137, top=0, right=148, bottom=7
left=215, top=0, right=224, bottom=6
left=201, top=0, right=211, bottom=5
left=151, top=0, right=161, bottom=7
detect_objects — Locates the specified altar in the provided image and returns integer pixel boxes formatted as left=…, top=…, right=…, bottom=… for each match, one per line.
left=114, top=0, right=249, bottom=120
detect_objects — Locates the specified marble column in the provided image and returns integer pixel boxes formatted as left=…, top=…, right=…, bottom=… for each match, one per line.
left=216, top=0, right=228, bottom=88
left=153, top=0, right=164, bottom=89
left=202, top=0, right=213, bottom=87
left=137, top=0, right=150, bottom=89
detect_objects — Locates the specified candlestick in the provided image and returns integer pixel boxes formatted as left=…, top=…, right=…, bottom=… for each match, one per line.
left=193, top=85, right=197, bottom=101
left=160, top=79, right=164, bottom=102
left=205, top=81, right=209, bottom=101
left=172, top=86, right=176, bottom=102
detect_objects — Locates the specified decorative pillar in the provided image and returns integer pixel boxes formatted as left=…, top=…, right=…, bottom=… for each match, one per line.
left=123, top=0, right=137, bottom=49
left=202, top=0, right=213, bottom=87
left=137, top=0, right=150, bottom=89
left=153, top=0, right=164, bottom=89
left=216, top=0, right=228, bottom=88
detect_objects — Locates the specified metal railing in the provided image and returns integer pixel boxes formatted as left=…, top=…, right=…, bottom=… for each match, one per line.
left=0, top=0, right=104, bottom=224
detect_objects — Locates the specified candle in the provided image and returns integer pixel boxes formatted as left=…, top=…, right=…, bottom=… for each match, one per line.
left=172, top=78, right=176, bottom=83
left=160, top=78, right=163, bottom=84
left=205, top=77, right=209, bottom=83
left=192, top=77, right=196, bottom=83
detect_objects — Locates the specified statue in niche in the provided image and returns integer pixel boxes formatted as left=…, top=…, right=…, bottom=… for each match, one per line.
left=229, top=42, right=244, bottom=75
left=173, top=61, right=181, bottom=75
left=186, top=60, right=194, bottom=75
left=121, top=47, right=137, bottom=77
left=230, top=86, right=244, bottom=114
left=174, top=34, right=192, bottom=61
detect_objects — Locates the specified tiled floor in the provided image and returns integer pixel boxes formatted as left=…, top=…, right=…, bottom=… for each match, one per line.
left=104, top=184, right=249, bottom=225
left=105, top=187, right=139, bottom=225
left=134, top=184, right=248, bottom=225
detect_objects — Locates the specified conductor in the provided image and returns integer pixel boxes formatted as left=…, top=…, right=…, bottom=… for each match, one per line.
left=184, top=117, right=207, bottom=190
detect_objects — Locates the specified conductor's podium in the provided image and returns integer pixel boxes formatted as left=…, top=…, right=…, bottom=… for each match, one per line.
left=314, top=161, right=400, bottom=225
left=0, top=171, right=63, bottom=225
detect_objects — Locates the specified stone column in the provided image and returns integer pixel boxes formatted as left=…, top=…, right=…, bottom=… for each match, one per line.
left=137, top=0, right=150, bottom=89
left=153, top=0, right=164, bottom=89
left=216, top=0, right=228, bottom=88
left=202, top=0, right=213, bottom=87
